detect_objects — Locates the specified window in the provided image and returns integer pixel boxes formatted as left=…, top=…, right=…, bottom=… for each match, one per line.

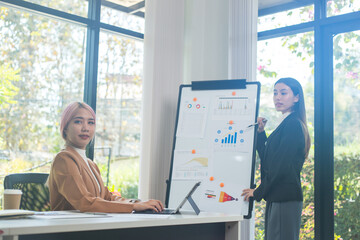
left=257, top=32, right=315, bottom=239
left=333, top=30, right=360, bottom=240
left=21, top=0, right=88, bottom=17
left=258, top=5, right=314, bottom=32
left=327, top=0, right=360, bottom=17
left=95, top=31, right=144, bottom=198
left=101, top=5, right=145, bottom=33
left=0, top=0, right=144, bottom=206
left=0, top=6, right=85, bottom=175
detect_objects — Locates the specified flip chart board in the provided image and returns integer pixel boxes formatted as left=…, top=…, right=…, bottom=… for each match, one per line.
left=165, top=80, right=260, bottom=218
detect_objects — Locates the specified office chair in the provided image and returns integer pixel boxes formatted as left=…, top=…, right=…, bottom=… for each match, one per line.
left=4, top=173, right=51, bottom=211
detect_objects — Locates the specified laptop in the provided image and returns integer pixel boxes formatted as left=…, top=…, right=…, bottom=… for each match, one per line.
left=134, top=181, right=201, bottom=215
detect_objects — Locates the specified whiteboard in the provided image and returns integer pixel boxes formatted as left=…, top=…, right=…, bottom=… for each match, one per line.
left=166, top=80, right=260, bottom=218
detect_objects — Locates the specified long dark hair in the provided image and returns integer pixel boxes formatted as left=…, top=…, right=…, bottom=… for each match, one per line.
left=275, top=77, right=311, bottom=158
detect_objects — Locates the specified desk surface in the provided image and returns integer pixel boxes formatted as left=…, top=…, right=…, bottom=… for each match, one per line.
left=0, top=211, right=243, bottom=238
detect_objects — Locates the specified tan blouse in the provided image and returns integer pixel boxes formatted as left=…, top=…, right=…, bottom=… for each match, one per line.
left=48, top=146, right=134, bottom=213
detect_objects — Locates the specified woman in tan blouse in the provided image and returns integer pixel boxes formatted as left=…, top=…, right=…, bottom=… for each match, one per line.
left=48, top=102, right=164, bottom=213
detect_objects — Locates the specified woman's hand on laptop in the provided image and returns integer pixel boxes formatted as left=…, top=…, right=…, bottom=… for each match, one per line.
left=133, top=199, right=164, bottom=212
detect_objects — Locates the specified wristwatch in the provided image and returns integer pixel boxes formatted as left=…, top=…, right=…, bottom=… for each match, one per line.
left=129, top=199, right=141, bottom=203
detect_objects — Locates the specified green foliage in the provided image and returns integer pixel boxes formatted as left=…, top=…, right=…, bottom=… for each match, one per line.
left=99, top=158, right=139, bottom=199
left=0, top=64, right=20, bottom=149
left=254, top=158, right=266, bottom=240
left=300, top=152, right=315, bottom=239
left=327, top=0, right=360, bottom=16
left=111, top=159, right=139, bottom=199
left=0, top=6, right=84, bottom=154
left=257, top=65, right=278, bottom=78
left=254, top=228, right=265, bottom=240
left=0, top=64, right=19, bottom=106
left=333, top=32, right=360, bottom=84
left=334, top=152, right=360, bottom=240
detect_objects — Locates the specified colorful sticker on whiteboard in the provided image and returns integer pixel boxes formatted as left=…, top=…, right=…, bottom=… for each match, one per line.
left=219, top=191, right=239, bottom=203
left=205, top=190, right=216, bottom=200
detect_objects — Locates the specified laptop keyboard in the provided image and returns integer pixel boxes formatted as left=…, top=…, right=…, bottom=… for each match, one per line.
left=134, top=209, right=176, bottom=214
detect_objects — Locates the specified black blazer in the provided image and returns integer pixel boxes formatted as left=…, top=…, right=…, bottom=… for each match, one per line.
left=253, top=113, right=306, bottom=202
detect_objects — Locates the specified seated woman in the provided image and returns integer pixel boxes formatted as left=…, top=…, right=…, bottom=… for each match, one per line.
left=48, top=102, right=164, bottom=213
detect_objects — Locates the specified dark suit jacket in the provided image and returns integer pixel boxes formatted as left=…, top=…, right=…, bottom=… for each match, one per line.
left=253, top=113, right=306, bottom=202
left=48, top=146, right=134, bottom=213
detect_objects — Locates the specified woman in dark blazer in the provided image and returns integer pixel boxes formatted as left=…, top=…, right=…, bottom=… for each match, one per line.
left=242, top=78, right=311, bottom=240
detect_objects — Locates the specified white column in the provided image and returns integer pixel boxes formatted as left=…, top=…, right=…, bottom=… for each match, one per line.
left=228, top=1, right=258, bottom=240
left=183, top=0, right=229, bottom=83
left=228, top=0, right=258, bottom=81
left=140, top=0, right=185, bottom=201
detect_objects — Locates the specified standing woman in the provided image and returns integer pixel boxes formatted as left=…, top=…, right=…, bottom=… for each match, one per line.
left=242, top=78, right=311, bottom=240
left=48, top=102, right=164, bottom=213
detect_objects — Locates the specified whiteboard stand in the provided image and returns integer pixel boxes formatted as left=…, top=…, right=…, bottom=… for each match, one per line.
left=166, top=79, right=260, bottom=219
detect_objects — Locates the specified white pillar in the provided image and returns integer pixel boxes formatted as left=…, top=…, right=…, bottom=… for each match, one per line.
left=183, top=0, right=229, bottom=83
left=140, top=0, right=185, bottom=201
left=228, top=1, right=258, bottom=239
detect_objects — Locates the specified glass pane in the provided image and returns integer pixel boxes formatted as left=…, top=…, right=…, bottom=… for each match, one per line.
left=256, top=32, right=315, bottom=239
left=258, top=5, right=314, bottom=32
left=21, top=0, right=88, bottom=17
left=96, top=31, right=143, bottom=198
left=101, top=5, right=144, bottom=33
left=0, top=6, right=86, bottom=206
left=333, top=30, right=360, bottom=240
left=327, top=0, right=360, bottom=17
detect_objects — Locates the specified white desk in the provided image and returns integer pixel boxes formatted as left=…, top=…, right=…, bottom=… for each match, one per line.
left=0, top=211, right=243, bottom=240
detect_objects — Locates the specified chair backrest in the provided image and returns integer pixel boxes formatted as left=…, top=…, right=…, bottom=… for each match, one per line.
left=4, top=173, right=51, bottom=211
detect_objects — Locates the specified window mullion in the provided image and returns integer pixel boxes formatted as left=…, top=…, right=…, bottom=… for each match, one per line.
left=84, top=0, right=101, bottom=160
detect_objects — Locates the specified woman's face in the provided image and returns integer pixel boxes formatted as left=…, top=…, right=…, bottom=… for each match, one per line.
left=64, top=108, right=95, bottom=149
left=273, top=82, right=299, bottom=114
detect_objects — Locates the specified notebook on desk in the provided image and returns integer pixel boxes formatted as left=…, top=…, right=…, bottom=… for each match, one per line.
left=0, top=209, right=35, bottom=219
left=134, top=181, right=201, bottom=215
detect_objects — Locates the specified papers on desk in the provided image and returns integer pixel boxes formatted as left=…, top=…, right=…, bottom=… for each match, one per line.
left=0, top=210, right=173, bottom=220
left=0, top=209, right=35, bottom=219
left=30, top=211, right=111, bottom=219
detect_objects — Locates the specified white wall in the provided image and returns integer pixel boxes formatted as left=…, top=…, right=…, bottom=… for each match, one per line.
left=183, top=0, right=229, bottom=82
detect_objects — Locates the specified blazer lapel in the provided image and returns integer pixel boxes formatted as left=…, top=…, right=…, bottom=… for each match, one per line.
left=263, top=113, right=294, bottom=158
left=66, top=146, right=101, bottom=196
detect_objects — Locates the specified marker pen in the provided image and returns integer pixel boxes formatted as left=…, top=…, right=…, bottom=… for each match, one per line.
left=247, top=118, right=267, bottom=128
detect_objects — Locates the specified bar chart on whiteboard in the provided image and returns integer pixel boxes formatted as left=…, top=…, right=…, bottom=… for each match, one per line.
left=211, top=120, right=254, bottom=153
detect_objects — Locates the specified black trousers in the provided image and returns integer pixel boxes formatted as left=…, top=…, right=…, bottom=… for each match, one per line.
left=264, top=201, right=303, bottom=240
